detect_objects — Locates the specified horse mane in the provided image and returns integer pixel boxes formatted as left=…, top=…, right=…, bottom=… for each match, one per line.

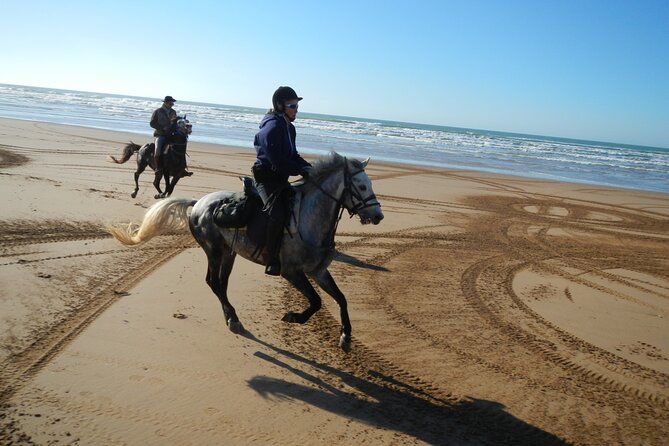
left=309, top=151, right=363, bottom=183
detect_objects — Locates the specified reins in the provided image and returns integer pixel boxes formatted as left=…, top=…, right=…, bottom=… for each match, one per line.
left=167, top=119, right=191, bottom=156
left=300, top=157, right=379, bottom=247
left=340, top=161, right=380, bottom=216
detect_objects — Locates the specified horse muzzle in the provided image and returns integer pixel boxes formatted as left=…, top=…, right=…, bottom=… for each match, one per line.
left=359, top=209, right=384, bottom=225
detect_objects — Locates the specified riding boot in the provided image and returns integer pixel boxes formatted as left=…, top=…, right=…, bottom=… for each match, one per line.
left=264, top=218, right=283, bottom=276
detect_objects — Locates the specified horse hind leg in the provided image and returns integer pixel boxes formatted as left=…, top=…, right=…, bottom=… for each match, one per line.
left=309, top=269, right=352, bottom=352
left=281, top=271, right=322, bottom=325
left=131, top=162, right=148, bottom=198
left=205, top=245, right=243, bottom=333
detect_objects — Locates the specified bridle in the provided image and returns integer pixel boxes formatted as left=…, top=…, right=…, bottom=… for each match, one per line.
left=301, top=157, right=380, bottom=247
left=168, top=119, right=192, bottom=156
left=342, top=161, right=380, bottom=216
left=176, top=119, right=192, bottom=135
left=307, top=157, right=379, bottom=216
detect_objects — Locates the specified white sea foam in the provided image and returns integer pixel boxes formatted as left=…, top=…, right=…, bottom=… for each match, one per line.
left=0, top=84, right=667, bottom=193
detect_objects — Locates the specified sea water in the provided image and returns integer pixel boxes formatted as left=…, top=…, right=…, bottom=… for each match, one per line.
left=1, top=83, right=667, bottom=193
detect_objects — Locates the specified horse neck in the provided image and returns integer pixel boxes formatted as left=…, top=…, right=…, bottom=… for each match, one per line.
left=297, top=168, right=345, bottom=244
left=170, top=131, right=188, bottom=144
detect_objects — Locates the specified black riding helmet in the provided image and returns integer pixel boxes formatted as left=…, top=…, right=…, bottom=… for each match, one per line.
left=272, top=86, right=302, bottom=112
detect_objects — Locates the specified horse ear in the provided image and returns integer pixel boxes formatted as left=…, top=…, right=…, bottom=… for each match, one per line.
left=362, top=157, right=370, bottom=168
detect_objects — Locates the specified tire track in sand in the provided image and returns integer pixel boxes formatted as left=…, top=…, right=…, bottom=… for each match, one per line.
left=273, top=278, right=568, bottom=445
left=0, top=220, right=194, bottom=404
left=296, top=190, right=669, bottom=445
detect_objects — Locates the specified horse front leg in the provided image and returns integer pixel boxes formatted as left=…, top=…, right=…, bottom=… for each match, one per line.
left=166, top=175, right=181, bottom=197
left=310, top=269, right=352, bottom=351
left=153, top=171, right=164, bottom=199
left=161, top=171, right=170, bottom=197
left=281, top=271, right=322, bottom=325
left=205, top=247, right=242, bottom=333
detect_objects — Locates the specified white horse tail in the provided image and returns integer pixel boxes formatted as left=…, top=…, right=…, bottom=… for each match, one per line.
left=108, top=198, right=197, bottom=246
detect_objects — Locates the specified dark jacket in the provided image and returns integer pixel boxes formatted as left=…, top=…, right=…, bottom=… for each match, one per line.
left=150, top=106, right=177, bottom=137
left=253, top=113, right=310, bottom=181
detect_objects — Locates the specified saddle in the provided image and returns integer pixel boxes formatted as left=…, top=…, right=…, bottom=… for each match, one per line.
left=213, top=177, right=264, bottom=228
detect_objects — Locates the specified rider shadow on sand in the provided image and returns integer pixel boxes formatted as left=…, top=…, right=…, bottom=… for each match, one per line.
left=243, top=332, right=567, bottom=446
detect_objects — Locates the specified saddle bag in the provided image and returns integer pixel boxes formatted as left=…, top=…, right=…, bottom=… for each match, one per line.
left=213, top=177, right=262, bottom=228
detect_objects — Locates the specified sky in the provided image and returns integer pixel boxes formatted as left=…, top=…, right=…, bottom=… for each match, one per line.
left=1, top=0, right=668, bottom=148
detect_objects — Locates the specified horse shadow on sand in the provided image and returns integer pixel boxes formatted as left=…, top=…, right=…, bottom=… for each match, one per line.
left=333, top=251, right=389, bottom=272
left=243, top=333, right=567, bottom=446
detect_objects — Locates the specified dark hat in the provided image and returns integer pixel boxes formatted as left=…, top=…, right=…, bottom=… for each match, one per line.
left=163, top=96, right=176, bottom=103
left=272, top=86, right=302, bottom=110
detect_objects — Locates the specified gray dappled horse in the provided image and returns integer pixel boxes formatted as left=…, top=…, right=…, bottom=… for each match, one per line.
left=108, top=152, right=384, bottom=350
left=109, top=117, right=193, bottom=199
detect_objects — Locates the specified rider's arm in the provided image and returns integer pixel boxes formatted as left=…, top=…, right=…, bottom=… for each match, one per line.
left=150, top=110, right=161, bottom=131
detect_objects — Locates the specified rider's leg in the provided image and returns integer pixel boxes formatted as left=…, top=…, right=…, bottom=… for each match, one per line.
left=256, top=181, right=287, bottom=276
left=184, top=160, right=193, bottom=177
left=264, top=201, right=286, bottom=276
left=154, top=136, right=167, bottom=174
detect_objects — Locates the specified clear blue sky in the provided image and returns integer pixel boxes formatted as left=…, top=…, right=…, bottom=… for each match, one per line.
left=2, top=0, right=668, bottom=147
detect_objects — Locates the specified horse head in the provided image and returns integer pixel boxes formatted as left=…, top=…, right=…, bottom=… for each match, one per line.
left=176, top=116, right=193, bottom=136
left=341, top=157, right=384, bottom=225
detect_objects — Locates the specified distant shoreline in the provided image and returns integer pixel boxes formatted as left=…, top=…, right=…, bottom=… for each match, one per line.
left=2, top=82, right=666, bottom=150
left=2, top=83, right=668, bottom=193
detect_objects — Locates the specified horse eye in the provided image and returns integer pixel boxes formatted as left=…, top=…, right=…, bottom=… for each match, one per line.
left=359, top=185, right=367, bottom=191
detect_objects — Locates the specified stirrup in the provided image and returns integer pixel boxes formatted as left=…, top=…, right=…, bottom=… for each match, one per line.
left=265, top=261, right=281, bottom=276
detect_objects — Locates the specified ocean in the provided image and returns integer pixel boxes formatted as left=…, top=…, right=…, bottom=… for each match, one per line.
left=1, top=83, right=667, bottom=193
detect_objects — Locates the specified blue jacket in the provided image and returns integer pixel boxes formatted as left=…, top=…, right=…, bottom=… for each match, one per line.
left=253, top=113, right=310, bottom=180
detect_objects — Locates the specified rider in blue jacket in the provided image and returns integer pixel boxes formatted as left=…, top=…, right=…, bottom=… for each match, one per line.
left=252, top=86, right=311, bottom=275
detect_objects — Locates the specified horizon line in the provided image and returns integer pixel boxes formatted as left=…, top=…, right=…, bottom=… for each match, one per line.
left=1, top=82, right=667, bottom=151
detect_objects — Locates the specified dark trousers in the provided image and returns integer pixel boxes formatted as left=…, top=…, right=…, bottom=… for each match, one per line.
left=154, top=136, right=168, bottom=171
left=254, top=173, right=289, bottom=267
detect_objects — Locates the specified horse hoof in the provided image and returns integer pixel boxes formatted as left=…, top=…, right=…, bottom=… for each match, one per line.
left=131, top=192, right=137, bottom=199
left=227, top=319, right=244, bottom=334
left=154, top=194, right=162, bottom=199
left=339, top=333, right=351, bottom=352
left=281, top=312, right=300, bottom=323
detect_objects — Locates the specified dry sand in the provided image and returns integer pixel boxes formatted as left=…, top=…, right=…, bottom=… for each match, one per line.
left=1, top=117, right=668, bottom=445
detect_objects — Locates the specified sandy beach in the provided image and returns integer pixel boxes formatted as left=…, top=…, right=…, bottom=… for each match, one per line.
left=1, top=117, right=668, bottom=445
